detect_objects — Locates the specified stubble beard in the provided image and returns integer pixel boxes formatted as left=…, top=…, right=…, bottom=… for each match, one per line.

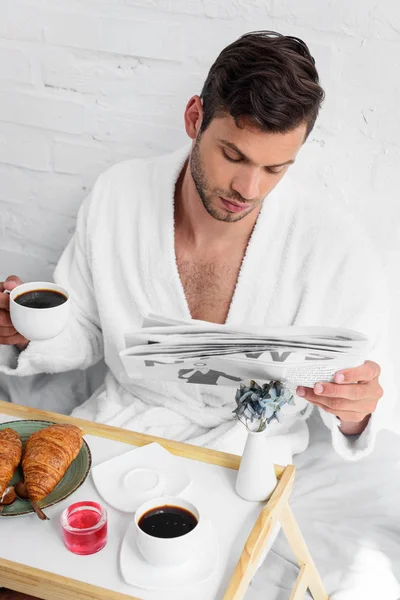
left=190, top=135, right=258, bottom=223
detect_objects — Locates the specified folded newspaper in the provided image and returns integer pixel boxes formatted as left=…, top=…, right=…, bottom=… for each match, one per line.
left=119, top=314, right=370, bottom=389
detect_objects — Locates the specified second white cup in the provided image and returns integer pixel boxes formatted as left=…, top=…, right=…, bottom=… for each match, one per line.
left=135, top=496, right=202, bottom=567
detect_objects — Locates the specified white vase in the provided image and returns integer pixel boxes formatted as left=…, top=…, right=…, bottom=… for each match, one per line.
left=235, top=428, right=278, bottom=502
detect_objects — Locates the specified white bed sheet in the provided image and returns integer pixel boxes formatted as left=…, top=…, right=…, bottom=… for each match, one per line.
left=247, top=411, right=400, bottom=600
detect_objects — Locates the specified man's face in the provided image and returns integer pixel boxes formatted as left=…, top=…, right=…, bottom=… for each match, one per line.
left=190, top=114, right=307, bottom=223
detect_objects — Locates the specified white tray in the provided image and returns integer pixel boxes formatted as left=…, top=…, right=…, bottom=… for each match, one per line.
left=0, top=412, right=265, bottom=600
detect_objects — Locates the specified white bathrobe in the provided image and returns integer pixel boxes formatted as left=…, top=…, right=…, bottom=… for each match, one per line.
left=0, top=146, right=396, bottom=461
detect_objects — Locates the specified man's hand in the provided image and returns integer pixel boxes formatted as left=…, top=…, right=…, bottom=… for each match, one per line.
left=296, top=360, right=383, bottom=436
left=0, top=275, right=29, bottom=350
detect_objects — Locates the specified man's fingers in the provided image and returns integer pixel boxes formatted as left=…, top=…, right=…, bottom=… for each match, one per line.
left=0, top=326, right=17, bottom=336
left=334, top=360, right=381, bottom=384
left=0, top=333, right=27, bottom=346
left=313, top=382, right=371, bottom=401
left=0, top=276, right=23, bottom=310
left=0, top=309, right=13, bottom=326
left=311, top=401, right=366, bottom=423
left=0, top=293, right=10, bottom=310
left=297, top=385, right=377, bottom=413
left=297, top=383, right=371, bottom=402
left=4, top=275, right=23, bottom=289
left=312, top=394, right=376, bottom=414
left=0, top=278, right=26, bottom=349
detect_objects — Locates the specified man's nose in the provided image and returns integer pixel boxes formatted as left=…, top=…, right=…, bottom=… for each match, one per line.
left=232, top=168, right=261, bottom=202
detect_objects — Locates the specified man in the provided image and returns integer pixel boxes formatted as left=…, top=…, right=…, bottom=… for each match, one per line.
left=0, top=31, right=393, bottom=461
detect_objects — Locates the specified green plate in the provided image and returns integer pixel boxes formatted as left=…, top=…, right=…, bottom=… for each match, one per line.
left=0, top=420, right=91, bottom=517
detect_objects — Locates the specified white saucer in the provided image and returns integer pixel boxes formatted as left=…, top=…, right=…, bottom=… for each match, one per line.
left=120, top=519, right=219, bottom=591
left=91, top=442, right=191, bottom=512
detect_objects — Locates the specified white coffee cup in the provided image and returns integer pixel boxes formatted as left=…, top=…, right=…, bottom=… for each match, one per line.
left=134, top=496, right=202, bottom=567
left=9, top=282, right=71, bottom=341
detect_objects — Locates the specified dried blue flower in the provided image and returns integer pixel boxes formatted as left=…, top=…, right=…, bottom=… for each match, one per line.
left=233, top=380, right=295, bottom=432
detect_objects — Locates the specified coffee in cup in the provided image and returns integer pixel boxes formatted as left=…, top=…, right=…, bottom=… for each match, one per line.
left=14, top=289, right=68, bottom=309
left=138, top=503, right=198, bottom=539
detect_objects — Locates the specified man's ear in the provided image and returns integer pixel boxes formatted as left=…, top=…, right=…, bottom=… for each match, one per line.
left=184, top=95, right=203, bottom=139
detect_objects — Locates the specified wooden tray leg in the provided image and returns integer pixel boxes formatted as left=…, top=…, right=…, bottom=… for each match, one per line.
left=222, top=465, right=329, bottom=600
left=222, top=466, right=296, bottom=600
left=280, top=503, right=329, bottom=600
left=290, top=564, right=310, bottom=600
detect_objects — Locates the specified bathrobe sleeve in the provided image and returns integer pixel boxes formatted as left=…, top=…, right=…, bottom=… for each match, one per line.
left=0, top=186, right=104, bottom=377
left=315, top=218, right=398, bottom=461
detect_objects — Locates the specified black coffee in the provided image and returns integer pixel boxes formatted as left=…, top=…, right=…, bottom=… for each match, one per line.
left=138, top=505, right=198, bottom=539
left=14, top=289, right=67, bottom=309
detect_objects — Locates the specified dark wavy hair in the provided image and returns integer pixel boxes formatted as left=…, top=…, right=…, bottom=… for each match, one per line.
left=200, top=30, right=325, bottom=138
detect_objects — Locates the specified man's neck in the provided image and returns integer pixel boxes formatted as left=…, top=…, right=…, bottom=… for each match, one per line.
left=174, top=160, right=260, bottom=250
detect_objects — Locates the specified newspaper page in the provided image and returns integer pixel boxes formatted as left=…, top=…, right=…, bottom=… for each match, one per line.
left=119, top=314, right=370, bottom=388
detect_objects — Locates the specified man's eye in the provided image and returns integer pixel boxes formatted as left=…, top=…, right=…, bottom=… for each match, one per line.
left=265, top=167, right=284, bottom=175
left=222, top=150, right=242, bottom=163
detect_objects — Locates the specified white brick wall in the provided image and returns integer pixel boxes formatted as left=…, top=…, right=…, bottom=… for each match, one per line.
left=0, top=0, right=399, bottom=368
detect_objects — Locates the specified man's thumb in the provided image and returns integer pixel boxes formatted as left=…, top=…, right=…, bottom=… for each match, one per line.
left=4, top=276, right=23, bottom=291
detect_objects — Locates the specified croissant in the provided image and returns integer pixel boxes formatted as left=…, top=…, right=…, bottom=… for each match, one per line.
left=22, top=424, right=83, bottom=502
left=0, top=428, right=23, bottom=499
